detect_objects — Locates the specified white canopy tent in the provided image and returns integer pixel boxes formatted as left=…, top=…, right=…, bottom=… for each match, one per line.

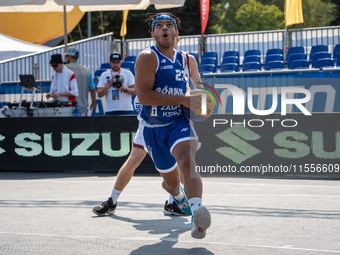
left=0, top=0, right=185, bottom=51
left=0, top=33, right=50, bottom=62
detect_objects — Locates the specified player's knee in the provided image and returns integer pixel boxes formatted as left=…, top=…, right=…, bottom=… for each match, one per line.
left=177, top=151, right=192, bottom=170
left=162, top=178, right=180, bottom=191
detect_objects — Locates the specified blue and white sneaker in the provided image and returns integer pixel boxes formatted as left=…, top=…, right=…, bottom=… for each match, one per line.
left=172, top=185, right=192, bottom=216
left=191, top=206, right=211, bottom=239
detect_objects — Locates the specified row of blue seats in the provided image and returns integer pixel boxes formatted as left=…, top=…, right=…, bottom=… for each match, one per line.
left=199, top=55, right=340, bottom=73
left=200, top=44, right=340, bottom=65
left=199, top=44, right=340, bottom=74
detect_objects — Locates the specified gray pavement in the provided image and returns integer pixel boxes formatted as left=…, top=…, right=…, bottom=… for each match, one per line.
left=0, top=172, right=339, bottom=255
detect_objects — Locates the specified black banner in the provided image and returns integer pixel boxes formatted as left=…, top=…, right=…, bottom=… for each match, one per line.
left=194, top=113, right=340, bottom=177
left=0, top=114, right=339, bottom=177
left=0, top=116, right=154, bottom=173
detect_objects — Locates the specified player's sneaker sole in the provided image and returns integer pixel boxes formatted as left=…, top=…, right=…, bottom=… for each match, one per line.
left=92, top=209, right=115, bottom=217
left=191, top=206, right=211, bottom=239
left=163, top=209, right=188, bottom=216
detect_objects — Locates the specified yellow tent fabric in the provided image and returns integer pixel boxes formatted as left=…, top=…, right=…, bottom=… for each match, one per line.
left=285, top=0, right=304, bottom=27
left=0, top=6, right=84, bottom=44
left=120, top=10, right=128, bottom=38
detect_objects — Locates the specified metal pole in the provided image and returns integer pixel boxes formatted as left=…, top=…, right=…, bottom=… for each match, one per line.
left=88, top=12, right=92, bottom=38
left=63, top=5, right=68, bottom=54
left=284, top=29, right=289, bottom=61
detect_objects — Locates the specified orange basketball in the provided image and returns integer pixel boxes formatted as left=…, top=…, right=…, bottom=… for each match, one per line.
left=183, top=89, right=215, bottom=122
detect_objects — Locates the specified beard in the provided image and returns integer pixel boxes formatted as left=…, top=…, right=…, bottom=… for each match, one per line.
left=112, top=66, right=120, bottom=72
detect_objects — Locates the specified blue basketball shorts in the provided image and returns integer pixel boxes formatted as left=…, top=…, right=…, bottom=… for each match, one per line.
left=139, top=115, right=199, bottom=173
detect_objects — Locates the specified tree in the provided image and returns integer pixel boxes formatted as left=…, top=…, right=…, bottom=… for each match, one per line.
left=322, top=0, right=340, bottom=26
left=69, top=0, right=225, bottom=42
left=211, top=0, right=249, bottom=34
left=235, top=0, right=285, bottom=32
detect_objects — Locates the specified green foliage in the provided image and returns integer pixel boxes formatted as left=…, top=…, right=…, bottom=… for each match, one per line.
left=68, top=0, right=339, bottom=44
left=235, top=0, right=284, bottom=32
left=69, top=0, right=225, bottom=41
left=211, top=0, right=248, bottom=34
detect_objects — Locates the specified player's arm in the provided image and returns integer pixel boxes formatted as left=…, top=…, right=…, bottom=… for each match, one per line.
left=188, top=54, right=203, bottom=89
left=135, top=50, right=191, bottom=108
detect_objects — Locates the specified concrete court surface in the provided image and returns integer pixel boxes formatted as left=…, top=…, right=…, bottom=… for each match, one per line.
left=0, top=172, right=339, bottom=255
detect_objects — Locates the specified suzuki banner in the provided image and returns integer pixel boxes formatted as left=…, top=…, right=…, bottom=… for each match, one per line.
left=194, top=113, right=340, bottom=177
left=0, top=114, right=339, bottom=177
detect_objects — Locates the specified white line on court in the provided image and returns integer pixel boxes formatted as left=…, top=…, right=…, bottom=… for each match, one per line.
left=1, top=179, right=339, bottom=189
left=0, top=231, right=339, bottom=253
left=13, top=194, right=340, bottom=201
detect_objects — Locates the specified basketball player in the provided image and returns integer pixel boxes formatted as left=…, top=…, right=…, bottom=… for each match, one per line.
left=135, top=13, right=211, bottom=239
left=92, top=35, right=202, bottom=217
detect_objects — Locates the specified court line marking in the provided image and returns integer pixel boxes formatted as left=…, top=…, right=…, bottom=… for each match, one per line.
left=1, top=193, right=340, bottom=203
left=1, top=179, right=339, bottom=189
left=0, top=231, right=339, bottom=253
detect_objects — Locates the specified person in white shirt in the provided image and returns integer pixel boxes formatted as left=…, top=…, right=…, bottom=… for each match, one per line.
left=46, top=54, right=78, bottom=102
left=97, top=52, right=136, bottom=115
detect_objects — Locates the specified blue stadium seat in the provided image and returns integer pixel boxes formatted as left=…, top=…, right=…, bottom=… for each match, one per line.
left=266, top=61, right=284, bottom=70
left=243, top=55, right=261, bottom=65
left=222, top=50, right=239, bottom=60
left=288, top=53, right=307, bottom=69
left=311, top=52, right=331, bottom=67
left=337, top=54, right=340, bottom=67
left=201, top=57, right=217, bottom=66
left=222, top=56, right=239, bottom=65
left=94, top=69, right=106, bottom=78
left=266, top=48, right=282, bottom=57
left=290, top=59, right=309, bottom=69
left=198, top=64, right=216, bottom=73
left=265, top=54, right=283, bottom=65
left=221, top=63, right=239, bottom=72
left=315, top=58, right=335, bottom=69
left=242, top=62, right=261, bottom=72
left=94, top=69, right=107, bottom=86
left=100, top=63, right=110, bottom=69
left=124, top=55, right=136, bottom=62
left=309, top=45, right=328, bottom=62
left=244, top=49, right=261, bottom=58
left=202, top=51, right=218, bottom=60
left=333, top=44, right=340, bottom=60
left=121, top=61, right=135, bottom=75
left=286, top=46, right=304, bottom=62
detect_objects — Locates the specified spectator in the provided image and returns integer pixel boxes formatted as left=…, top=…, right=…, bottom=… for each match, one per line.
left=64, top=47, right=96, bottom=116
left=97, top=52, right=136, bottom=115
left=46, top=54, right=78, bottom=101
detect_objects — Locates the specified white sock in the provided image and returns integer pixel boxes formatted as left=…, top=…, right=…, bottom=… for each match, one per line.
left=110, top=188, right=121, bottom=204
left=168, top=194, right=174, bottom=204
left=189, top=197, right=202, bottom=215
left=174, top=191, right=184, bottom=202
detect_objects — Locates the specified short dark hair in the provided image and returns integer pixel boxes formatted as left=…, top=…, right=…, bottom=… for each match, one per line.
left=145, top=12, right=181, bottom=33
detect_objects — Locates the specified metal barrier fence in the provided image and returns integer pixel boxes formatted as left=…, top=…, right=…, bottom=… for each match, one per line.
left=126, top=30, right=285, bottom=64
left=0, top=33, right=116, bottom=83
left=289, top=26, right=340, bottom=58
left=126, top=26, right=340, bottom=65
left=126, top=34, right=201, bottom=57
left=205, top=30, right=285, bottom=65
left=1, top=26, right=340, bottom=83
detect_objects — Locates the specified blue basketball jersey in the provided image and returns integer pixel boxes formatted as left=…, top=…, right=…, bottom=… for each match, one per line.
left=139, top=45, right=188, bottom=125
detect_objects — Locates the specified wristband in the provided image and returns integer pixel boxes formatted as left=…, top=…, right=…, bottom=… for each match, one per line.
left=124, top=88, right=128, bottom=93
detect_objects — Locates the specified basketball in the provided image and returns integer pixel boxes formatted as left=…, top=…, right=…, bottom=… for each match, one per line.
left=182, top=89, right=215, bottom=122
